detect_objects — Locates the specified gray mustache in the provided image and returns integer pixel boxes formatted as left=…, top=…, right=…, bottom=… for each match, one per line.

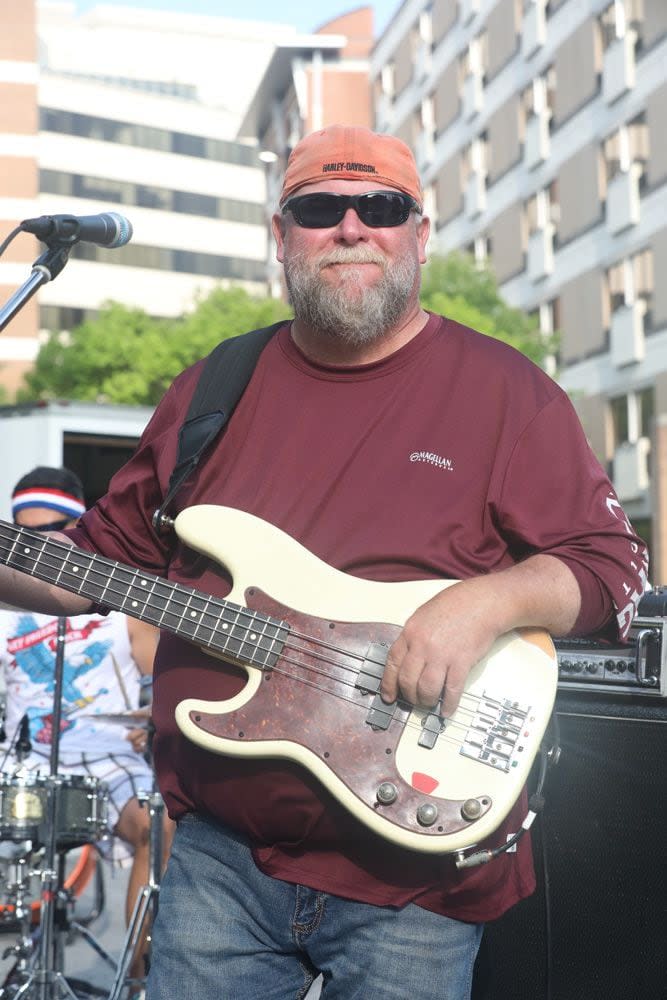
left=319, top=250, right=386, bottom=268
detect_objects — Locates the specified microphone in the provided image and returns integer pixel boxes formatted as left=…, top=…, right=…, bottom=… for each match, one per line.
left=20, top=212, right=133, bottom=248
left=16, top=713, right=32, bottom=759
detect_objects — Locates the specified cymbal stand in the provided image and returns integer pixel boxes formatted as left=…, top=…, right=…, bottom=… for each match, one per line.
left=12, top=617, right=79, bottom=1000
left=107, top=782, right=164, bottom=1000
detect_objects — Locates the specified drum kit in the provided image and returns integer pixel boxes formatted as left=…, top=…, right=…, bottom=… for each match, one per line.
left=0, top=620, right=165, bottom=1000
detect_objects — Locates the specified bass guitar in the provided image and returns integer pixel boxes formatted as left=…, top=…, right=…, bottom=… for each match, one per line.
left=0, top=505, right=557, bottom=854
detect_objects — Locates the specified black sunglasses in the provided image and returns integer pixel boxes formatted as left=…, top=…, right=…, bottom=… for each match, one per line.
left=14, top=517, right=72, bottom=533
left=282, top=190, right=419, bottom=229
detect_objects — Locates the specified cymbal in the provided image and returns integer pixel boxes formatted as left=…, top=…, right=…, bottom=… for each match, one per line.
left=78, top=712, right=150, bottom=729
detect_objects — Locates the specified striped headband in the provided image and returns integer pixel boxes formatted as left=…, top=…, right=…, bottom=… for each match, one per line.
left=11, top=487, right=86, bottom=521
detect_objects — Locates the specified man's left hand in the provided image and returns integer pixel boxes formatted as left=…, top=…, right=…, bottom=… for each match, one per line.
left=379, top=555, right=582, bottom=717
left=380, top=576, right=503, bottom=718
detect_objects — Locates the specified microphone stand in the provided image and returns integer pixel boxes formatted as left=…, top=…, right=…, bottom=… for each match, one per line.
left=0, top=243, right=71, bottom=334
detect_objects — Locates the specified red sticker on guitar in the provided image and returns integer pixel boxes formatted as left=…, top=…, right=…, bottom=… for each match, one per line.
left=411, top=772, right=439, bottom=794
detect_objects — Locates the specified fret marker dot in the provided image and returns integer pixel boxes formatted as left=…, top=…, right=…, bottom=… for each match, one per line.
left=73, top=566, right=79, bottom=573
left=23, top=547, right=31, bottom=554
left=250, top=634, right=257, bottom=641
left=222, top=624, right=229, bottom=630
left=141, top=579, right=148, bottom=587
left=132, top=601, right=138, bottom=608
left=190, top=611, right=198, bottom=618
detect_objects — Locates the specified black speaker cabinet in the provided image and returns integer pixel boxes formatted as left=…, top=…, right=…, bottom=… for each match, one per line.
left=472, top=695, right=667, bottom=1000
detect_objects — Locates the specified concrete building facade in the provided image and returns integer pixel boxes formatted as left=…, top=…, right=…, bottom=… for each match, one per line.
left=239, top=7, right=375, bottom=296
left=371, top=0, right=667, bottom=577
left=0, top=0, right=299, bottom=397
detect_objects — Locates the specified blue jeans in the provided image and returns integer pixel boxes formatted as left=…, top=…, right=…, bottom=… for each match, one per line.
left=146, top=814, right=483, bottom=1000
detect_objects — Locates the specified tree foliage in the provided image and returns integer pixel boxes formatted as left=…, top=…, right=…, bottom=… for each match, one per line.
left=20, top=287, right=290, bottom=406
left=19, top=252, right=554, bottom=406
left=420, top=252, right=556, bottom=366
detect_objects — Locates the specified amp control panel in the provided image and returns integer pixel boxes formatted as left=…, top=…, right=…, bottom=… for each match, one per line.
left=555, top=617, right=666, bottom=697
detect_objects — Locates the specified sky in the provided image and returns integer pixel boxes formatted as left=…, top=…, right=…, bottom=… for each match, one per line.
left=72, top=0, right=401, bottom=37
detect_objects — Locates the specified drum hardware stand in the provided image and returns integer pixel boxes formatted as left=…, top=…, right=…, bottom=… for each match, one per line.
left=51, top=853, right=116, bottom=985
left=0, top=847, right=116, bottom=1000
left=0, top=612, right=116, bottom=998
left=0, top=848, right=40, bottom=989
left=9, top=618, right=79, bottom=1000
left=107, top=790, right=163, bottom=1000
left=108, top=728, right=164, bottom=1000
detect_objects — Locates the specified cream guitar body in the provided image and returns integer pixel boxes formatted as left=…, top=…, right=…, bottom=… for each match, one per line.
left=173, top=506, right=558, bottom=854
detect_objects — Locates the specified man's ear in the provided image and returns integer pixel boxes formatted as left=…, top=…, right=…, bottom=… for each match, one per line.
left=271, top=213, right=286, bottom=263
left=417, top=215, right=430, bottom=265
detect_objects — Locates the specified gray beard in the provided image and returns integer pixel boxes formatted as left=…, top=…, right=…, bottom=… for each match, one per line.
left=284, top=247, right=420, bottom=348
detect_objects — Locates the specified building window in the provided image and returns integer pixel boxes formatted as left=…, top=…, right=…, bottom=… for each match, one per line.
left=40, top=109, right=259, bottom=166
left=610, top=387, right=654, bottom=447
left=413, top=8, right=434, bottom=79
left=603, top=113, right=649, bottom=189
left=607, top=248, right=653, bottom=329
left=381, top=63, right=395, bottom=98
left=40, top=305, right=95, bottom=332
left=526, top=182, right=559, bottom=238
left=469, top=235, right=491, bottom=266
left=40, top=170, right=264, bottom=225
left=521, top=70, right=555, bottom=130
left=539, top=298, right=560, bottom=334
left=71, top=241, right=267, bottom=282
left=600, top=0, right=644, bottom=54
left=463, top=133, right=489, bottom=181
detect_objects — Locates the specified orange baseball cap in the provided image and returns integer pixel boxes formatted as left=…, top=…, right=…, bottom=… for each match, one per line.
left=280, top=125, right=423, bottom=210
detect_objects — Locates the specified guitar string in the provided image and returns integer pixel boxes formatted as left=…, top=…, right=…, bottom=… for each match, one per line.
left=204, top=650, right=487, bottom=755
left=0, top=526, right=473, bottom=686
left=3, top=527, right=397, bottom=677
left=0, top=527, right=514, bottom=738
left=261, top=636, right=487, bottom=737
left=0, top=529, right=524, bottom=750
left=0, top=529, right=519, bottom=749
left=202, top=636, right=484, bottom=750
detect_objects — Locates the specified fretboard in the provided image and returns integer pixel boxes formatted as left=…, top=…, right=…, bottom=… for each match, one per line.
left=0, top=521, right=287, bottom=670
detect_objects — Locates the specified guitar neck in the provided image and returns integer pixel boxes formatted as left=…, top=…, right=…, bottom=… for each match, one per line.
left=0, top=521, right=287, bottom=670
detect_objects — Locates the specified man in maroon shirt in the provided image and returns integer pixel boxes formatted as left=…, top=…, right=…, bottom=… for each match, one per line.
left=0, top=126, right=648, bottom=999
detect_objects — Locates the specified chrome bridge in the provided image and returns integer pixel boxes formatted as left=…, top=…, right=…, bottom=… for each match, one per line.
left=460, top=694, right=534, bottom=773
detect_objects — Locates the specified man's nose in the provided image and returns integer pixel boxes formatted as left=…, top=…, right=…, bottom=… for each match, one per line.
left=335, top=206, right=368, bottom=242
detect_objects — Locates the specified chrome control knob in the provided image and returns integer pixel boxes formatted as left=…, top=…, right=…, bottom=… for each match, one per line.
left=376, top=782, right=398, bottom=805
left=416, top=803, right=438, bottom=827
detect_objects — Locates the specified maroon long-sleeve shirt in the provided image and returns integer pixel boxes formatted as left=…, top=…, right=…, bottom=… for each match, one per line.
left=69, top=314, right=648, bottom=922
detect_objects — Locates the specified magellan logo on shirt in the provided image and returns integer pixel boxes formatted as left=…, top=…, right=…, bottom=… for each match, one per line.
left=409, top=451, right=454, bottom=472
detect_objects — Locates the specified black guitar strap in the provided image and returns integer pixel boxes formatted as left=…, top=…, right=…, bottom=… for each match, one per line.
left=152, top=321, right=284, bottom=533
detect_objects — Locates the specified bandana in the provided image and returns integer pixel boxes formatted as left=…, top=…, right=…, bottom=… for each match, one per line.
left=11, top=488, right=86, bottom=521
left=280, top=125, right=423, bottom=210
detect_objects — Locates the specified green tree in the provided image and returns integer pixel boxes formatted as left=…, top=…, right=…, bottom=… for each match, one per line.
left=19, top=287, right=291, bottom=406
left=19, top=253, right=552, bottom=406
left=420, top=252, right=556, bottom=366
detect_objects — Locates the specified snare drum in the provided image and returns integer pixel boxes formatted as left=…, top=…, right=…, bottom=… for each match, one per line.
left=57, top=774, right=109, bottom=849
left=0, top=773, right=48, bottom=844
left=0, top=773, right=108, bottom=849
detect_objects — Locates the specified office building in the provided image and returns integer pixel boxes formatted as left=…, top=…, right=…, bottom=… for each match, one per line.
left=371, top=0, right=667, bottom=576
